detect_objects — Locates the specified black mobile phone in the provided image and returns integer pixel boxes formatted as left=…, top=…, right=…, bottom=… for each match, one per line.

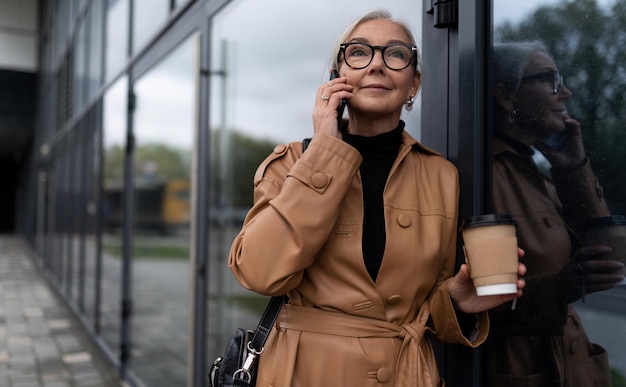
left=330, top=70, right=347, bottom=129
left=542, top=130, right=570, bottom=150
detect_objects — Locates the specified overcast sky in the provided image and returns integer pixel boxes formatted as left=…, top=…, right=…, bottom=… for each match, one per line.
left=209, top=0, right=423, bottom=145
left=108, top=0, right=617, bottom=149
left=209, top=0, right=616, bottom=146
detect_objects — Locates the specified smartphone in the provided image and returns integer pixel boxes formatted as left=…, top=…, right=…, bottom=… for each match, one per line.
left=542, top=130, right=570, bottom=150
left=330, top=70, right=347, bottom=129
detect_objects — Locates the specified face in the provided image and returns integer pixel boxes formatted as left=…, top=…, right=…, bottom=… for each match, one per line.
left=513, top=51, right=572, bottom=136
left=339, top=19, right=421, bottom=119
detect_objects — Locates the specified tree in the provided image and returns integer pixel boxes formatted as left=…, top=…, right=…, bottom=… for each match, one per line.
left=495, top=0, right=626, bottom=213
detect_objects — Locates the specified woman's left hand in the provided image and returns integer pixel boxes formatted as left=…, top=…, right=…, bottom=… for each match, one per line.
left=448, top=248, right=526, bottom=314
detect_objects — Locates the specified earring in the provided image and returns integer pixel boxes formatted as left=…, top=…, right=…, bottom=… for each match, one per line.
left=507, top=109, right=517, bottom=124
left=405, top=95, right=416, bottom=111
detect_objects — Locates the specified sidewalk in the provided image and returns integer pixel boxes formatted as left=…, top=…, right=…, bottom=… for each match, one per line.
left=0, top=235, right=124, bottom=387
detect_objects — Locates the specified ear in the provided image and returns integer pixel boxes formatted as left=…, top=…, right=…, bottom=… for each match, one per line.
left=410, top=71, right=422, bottom=97
left=494, top=83, right=515, bottom=113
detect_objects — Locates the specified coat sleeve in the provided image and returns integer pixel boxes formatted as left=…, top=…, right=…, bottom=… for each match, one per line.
left=552, top=158, right=611, bottom=225
left=229, top=134, right=362, bottom=296
left=489, top=159, right=611, bottom=336
left=424, top=163, right=490, bottom=347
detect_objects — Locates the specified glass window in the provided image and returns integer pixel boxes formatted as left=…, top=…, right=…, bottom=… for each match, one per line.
left=87, top=1, right=104, bottom=102
left=105, top=0, right=129, bottom=81
left=130, top=33, right=198, bottom=386
left=54, top=0, right=70, bottom=65
left=208, top=0, right=422, bottom=360
left=101, top=74, right=128, bottom=357
left=79, top=106, right=101, bottom=324
left=174, top=0, right=192, bottom=10
left=132, top=0, right=170, bottom=55
left=490, top=0, right=625, bottom=385
left=73, top=20, right=87, bottom=112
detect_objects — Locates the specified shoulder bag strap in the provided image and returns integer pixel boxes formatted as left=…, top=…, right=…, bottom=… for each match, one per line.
left=249, top=295, right=287, bottom=352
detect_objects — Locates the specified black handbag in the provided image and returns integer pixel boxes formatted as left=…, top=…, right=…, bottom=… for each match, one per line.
left=209, top=296, right=287, bottom=387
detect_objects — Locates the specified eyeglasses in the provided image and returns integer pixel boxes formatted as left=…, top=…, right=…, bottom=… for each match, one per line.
left=521, top=70, right=564, bottom=94
left=338, top=42, right=417, bottom=71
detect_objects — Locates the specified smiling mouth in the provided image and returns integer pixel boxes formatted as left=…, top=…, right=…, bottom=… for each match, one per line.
left=363, top=85, right=390, bottom=91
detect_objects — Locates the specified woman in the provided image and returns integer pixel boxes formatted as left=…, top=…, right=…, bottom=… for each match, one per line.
left=490, top=41, right=624, bottom=386
left=229, top=10, right=525, bottom=386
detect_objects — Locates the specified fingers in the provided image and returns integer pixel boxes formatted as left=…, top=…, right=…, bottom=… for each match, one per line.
left=563, top=116, right=581, bottom=134
left=316, top=76, right=351, bottom=108
left=578, top=257, right=624, bottom=295
left=457, top=263, right=471, bottom=280
left=575, top=244, right=613, bottom=259
left=517, top=262, right=527, bottom=276
left=581, top=258, right=624, bottom=274
left=313, top=77, right=352, bottom=137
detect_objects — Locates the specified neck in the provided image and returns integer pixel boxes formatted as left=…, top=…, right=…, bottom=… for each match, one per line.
left=347, top=111, right=402, bottom=137
left=497, top=121, right=539, bottom=146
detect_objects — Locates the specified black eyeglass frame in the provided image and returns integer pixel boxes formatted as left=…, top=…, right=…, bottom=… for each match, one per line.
left=521, top=70, right=564, bottom=94
left=337, top=42, right=418, bottom=71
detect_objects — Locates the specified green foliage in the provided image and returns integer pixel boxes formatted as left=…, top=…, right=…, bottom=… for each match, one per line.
left=209, top=129, right=277, bottom=208
left=103, top=142, right=190, bottom=185
left=102, top=242, right=189, bottom=260
left=613, top=367, right=626, bottom=387
left=135, top=143, right=190, bottom=180
left=495, top=0, right=626, bottom=214
left=103, top=145, right=125, bottom=182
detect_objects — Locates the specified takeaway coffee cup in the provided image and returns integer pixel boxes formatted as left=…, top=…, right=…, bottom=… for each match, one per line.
left=579, top=215, right=626, bottom=277
left=460, top=214, right=519, bottom=296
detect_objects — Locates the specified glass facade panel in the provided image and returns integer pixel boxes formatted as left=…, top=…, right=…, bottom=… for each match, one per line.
left=101, top=75, right=128, bottom=355
left=207, top=0, right=422, bottom=360
left=74, top=20, right=87, bottom=113
left=174, top=0, right=191, bottom=10
left=87, top=1, right=104, bottom=102
left=68, top=130, right=80, bottom=301
left=81, top=107, right=101, bottom=322
left=105, top=0, right=129, bottom=81
left=54, top=0, right=70, bottom=65
left=130, top=34, right=198, bottom=386
left=490, top=0, right=626, bottom=384
left=132, top=0, right=169, bottom=55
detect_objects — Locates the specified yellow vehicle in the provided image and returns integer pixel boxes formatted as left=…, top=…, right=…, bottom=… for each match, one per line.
left=103, top=178, right=190, bottom=234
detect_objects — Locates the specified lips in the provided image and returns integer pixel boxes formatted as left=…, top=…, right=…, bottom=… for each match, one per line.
left=362, top=84, right=391, bottom=91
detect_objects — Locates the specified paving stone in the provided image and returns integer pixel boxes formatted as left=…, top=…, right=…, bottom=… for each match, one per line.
left=0, top=237, right=123, bottom=387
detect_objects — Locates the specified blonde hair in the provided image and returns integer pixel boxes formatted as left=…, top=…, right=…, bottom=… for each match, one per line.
left=494, top=41, right=551, bottom=94
left=329, top=9, right=422, bottom=76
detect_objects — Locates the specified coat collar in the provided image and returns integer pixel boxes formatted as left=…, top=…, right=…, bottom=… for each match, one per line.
left=400, top=126, right=442, bottom=157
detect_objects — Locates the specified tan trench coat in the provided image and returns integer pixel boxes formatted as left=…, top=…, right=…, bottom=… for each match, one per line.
left=490, top=137, right=611, bottom=386
left=229, top=131, right=488, bottom=387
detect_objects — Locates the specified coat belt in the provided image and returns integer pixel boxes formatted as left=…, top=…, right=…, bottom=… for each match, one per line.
left=276, top=303, right=439, bottom=385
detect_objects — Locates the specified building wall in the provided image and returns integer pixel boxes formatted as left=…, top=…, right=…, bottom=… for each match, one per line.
left=0, top=0, right=39, bottom=72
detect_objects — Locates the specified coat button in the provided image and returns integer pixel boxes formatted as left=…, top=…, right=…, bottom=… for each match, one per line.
left=543, top=216, right=552, bottom=227
left=387, top=295, right=402, bottom=305
left=397, top=214, right=411, bottom=228
left=311, top=172, right=328, bottom=189
left=273, top=144, right=286, bottom=154
left=376, top=367, right=391, bottom=383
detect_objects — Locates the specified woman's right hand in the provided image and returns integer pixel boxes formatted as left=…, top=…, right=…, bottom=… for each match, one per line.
left=312, top=75, right=352, bottom=138
left=535, top=115, right=586, bottom=172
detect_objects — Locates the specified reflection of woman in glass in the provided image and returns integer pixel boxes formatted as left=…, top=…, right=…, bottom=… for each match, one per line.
left=490, top=41, right=624, bottom=386
left=228, top=10, right=525, bottom=386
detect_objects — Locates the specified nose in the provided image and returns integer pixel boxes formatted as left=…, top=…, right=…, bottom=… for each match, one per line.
left=368, top=49, right=385, bottom=72
left=559, top=84, right=572, bottom=99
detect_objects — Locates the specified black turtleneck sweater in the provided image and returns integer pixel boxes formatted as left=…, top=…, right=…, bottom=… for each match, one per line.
left=344, top=123, right=403, bottom=281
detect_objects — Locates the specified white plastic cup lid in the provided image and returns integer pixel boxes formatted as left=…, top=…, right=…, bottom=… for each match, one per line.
left=476, top=283, right=517, bottom=296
